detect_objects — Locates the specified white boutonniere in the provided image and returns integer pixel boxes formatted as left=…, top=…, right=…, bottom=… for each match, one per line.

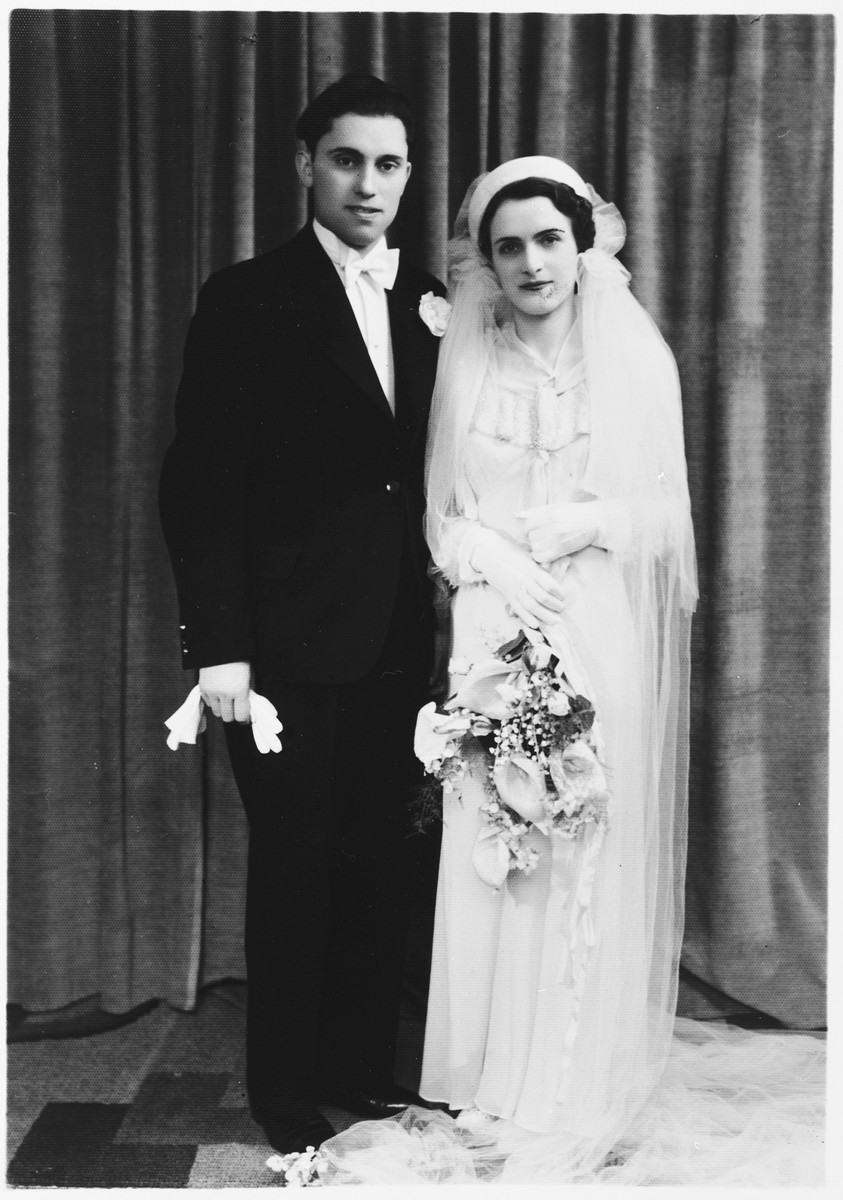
left=418, top=291, right=451, bottom=337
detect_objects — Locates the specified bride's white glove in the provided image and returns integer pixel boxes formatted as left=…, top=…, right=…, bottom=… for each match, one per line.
left=517, top=501, right=630, bottom=564
left=465, top=528, right=566, bottom=629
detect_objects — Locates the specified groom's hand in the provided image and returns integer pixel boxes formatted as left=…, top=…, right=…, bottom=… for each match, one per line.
left=199, top=661, right=252, bottom=723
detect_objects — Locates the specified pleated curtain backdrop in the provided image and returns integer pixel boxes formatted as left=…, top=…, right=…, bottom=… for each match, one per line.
left=8, top=10, right=830, bottom=1027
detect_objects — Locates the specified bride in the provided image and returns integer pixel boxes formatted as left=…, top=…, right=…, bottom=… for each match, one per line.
left=305, top=158, right=824, bottom=1186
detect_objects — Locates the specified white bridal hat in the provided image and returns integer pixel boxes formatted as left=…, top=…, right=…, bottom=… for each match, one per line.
left=467, top=156, right=590, bottom=243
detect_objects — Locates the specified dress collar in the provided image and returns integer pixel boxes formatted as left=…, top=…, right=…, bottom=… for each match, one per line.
left=501, top=312, right=584, bottom=383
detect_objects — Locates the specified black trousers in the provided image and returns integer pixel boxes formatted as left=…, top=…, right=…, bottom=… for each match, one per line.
left=225, top=577, right=434, bottom=1120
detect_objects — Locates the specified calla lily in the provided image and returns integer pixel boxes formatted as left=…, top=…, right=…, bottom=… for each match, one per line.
left=521, top=628, right=554, bottom=671
left=532, top=641, right=553, bottom=669
left=493, top=755, right=548, bottom=823
left=548, top=739, right=607, bottom=804
left=496, top=681, right=523, bottom=707
left=452, top=658, right=519, bottom=720
left=435, top=711, right=475, bottom=735
left=414, top=702, right=457, bottom=771
left=471, top=826, right=511, bottom=889
left=467, top=715, right=495, bottom=737
left=448, top=656, right=472, bottom=676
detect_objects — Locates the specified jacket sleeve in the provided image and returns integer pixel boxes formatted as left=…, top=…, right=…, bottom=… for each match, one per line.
left=159, top=268, right=262, bottom=669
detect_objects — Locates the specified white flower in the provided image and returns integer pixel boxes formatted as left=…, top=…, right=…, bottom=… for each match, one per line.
left=472, top=826, right=511, bottom=889
left=548, top=739, right=608, bottom=807
left=418, top=291, right=451, bottom=336
left=452, top=658, right=516, bottom=719
left=267, top=1146, right=328, bottom=1187
left=522, top=628, right=554, bottom=669
left=436, top=711, right=475, bottom=736
left=448, top=656, right=471, bottom=676
left=493, top=754, right=548, bottom=823
left=495, top=681, right=522, bottom=707
left=414, top=703, right=471, bottom=772
left=414, top=702, right=451, bottom=772
left=546, top=690, right=571, bottom=716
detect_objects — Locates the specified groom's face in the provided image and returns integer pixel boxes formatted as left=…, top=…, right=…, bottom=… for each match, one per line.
left=296, top=113, right=412, bottom=251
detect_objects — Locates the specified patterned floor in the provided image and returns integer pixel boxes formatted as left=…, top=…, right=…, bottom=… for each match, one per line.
left=7, top=981, right=824, bottom=1187
left=7, top=984, right=414, bottom=1187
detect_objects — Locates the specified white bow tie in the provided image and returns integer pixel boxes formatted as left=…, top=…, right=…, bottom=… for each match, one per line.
left=342, top=246, right=400, bottom=291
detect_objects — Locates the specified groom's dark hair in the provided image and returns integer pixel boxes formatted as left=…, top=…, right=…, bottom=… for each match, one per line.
left=296, top=74, right=416, bottom=156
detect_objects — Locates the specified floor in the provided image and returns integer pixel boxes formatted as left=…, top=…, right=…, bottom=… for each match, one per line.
left=7, top=983, right=423, bottom=1188
left=6, top=978, right=825, bottom=1188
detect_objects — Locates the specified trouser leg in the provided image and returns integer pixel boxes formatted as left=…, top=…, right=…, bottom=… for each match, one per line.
left=317, top=634, right=430, bottom=1090
left=226, top=682, right=339, bottom=1115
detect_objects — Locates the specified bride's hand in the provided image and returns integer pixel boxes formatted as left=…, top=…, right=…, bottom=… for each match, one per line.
left=517, top=503, right=600, bottom=564
left=469, top=534, right=565, bottom=629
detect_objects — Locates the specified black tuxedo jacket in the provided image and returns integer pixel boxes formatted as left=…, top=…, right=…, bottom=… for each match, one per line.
left=159, top=225, right=446, bottom=685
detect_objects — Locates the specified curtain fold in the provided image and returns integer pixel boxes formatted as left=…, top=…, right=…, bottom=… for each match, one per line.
left=682, top=15, right=831, bottom=1026
left=8, top=11, right=830, bottom=1027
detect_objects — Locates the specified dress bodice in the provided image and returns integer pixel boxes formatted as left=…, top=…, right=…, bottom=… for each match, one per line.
left=465, top=318, right=591, bottom=542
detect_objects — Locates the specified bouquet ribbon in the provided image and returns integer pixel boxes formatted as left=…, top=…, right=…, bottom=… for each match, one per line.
left=165, top=684, right=283, bottom=754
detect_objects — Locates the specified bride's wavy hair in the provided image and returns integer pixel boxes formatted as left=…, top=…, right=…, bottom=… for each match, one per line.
left=477, top=178, right=596, bottom=259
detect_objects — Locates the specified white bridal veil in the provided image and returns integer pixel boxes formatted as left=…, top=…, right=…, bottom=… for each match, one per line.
left=316, top=159, right=825, bottom=1187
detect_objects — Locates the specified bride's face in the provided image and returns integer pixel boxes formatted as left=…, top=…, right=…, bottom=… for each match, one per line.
left=489, top=197, right=579, bottom=319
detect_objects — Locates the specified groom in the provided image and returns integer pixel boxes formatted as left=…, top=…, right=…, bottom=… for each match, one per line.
left=159, top=75, right=446, bottom=1153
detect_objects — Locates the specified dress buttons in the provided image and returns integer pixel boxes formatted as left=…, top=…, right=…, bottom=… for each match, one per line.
left=386, top=480, right=401, bottom=495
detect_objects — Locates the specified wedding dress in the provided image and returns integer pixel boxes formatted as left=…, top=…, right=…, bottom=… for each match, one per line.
left=316, top=310, right=825, bottom=1187
left=421, top=317, right=659, bottom=1133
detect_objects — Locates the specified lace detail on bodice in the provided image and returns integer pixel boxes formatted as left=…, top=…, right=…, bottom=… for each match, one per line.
left=471, top=376, right=589, bottom=453
left=469, top=321, right=590, bottom=454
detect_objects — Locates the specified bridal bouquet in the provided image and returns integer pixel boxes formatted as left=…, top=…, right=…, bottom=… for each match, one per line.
left=414, top=627, right=610, bottom=889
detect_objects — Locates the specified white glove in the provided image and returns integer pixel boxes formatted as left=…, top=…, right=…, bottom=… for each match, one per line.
left=467, top=529, right=566, bottom=629
left=165, top=685, right=283, bottom=754
left=199, top=660, right=251, bottom=723
left=247, top=692, right=285, bottom=754
left=517, top=501, right=630, bottom=564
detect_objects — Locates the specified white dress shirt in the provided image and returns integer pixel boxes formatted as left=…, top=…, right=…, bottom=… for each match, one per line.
left=312, top=219, right=397, bottom=412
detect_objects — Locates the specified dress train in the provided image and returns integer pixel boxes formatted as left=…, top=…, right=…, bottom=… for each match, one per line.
left=317, top=1019, right=825, bottom=1185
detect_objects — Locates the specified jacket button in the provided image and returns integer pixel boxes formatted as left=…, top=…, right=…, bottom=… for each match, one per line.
left=386, top=480, right=401, bottom=495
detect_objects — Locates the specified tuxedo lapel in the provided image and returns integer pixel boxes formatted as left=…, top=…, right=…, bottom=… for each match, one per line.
left=388, top=268, right=437, bottom=440
left=284, top=227, right=393, bottom=421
